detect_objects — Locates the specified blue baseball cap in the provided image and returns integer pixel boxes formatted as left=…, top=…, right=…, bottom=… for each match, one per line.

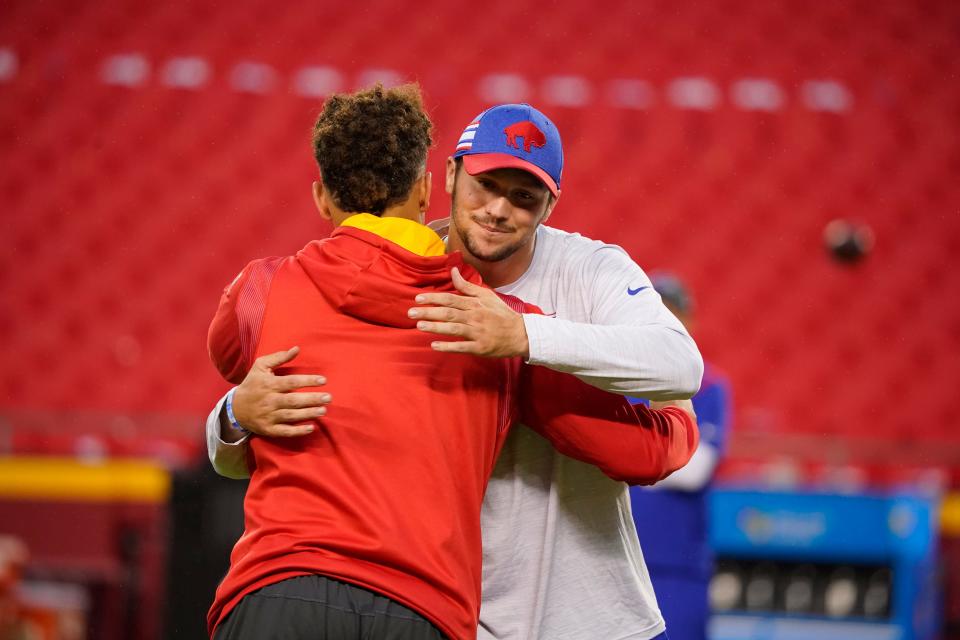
left=452, top=104, right=563, bottom=197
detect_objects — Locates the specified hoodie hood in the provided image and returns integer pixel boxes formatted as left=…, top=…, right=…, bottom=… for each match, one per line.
left=296, top=224, right=482, bottom=328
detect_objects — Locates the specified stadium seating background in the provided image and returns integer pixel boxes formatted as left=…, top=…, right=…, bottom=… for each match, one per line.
left=2, top=0, right=959, bottom=470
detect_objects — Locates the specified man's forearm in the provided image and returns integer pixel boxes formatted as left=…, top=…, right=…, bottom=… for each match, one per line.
left=519, top=366, right=700, bottom=484
left=523, top=314, right=704, bottom=399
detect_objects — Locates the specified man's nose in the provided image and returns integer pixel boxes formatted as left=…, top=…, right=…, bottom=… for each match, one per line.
left=485, top=196, right=510, bottom=220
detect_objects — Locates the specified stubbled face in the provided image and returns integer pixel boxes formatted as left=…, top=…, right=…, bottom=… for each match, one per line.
left=446, top=160, right=554, bottom=264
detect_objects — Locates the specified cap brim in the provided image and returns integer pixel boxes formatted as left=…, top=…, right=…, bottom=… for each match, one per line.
left=462, top=153, right=560, bottom=197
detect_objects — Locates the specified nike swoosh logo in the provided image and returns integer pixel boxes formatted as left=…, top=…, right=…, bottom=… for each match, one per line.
left=627, top=286, right=648, bottom=296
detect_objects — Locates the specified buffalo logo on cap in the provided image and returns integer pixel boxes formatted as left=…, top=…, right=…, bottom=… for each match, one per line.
left=503, top=121, right=546, bottom=153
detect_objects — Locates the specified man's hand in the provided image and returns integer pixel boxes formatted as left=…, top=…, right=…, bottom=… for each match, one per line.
left=221, top=346, right=331, bottom=440
left=408, top=267, right=529, bottom=358
left=650, top=398, right=697, bottom=422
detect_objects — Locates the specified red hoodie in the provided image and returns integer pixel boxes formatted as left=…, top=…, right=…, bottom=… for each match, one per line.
left=206, top=222, right=697, bottom=639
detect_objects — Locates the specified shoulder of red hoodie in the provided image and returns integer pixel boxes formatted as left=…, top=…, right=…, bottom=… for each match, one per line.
left=208, top=255, right=289, bottom=384
left=208, top=233, right=542, bottom=385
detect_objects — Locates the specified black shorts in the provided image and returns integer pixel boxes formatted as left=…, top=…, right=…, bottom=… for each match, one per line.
left=214, top=574, right=447, bottom=640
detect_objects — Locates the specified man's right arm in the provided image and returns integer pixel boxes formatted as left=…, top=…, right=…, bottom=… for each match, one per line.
left=206, top=258, right=331, bottom=478
left=205, top=347, right=332, bottom=478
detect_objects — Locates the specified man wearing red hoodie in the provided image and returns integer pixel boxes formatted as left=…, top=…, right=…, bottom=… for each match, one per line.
left=206, top=85, right=697, bottom=640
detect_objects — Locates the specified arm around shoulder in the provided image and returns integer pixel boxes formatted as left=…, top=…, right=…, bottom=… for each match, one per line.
left=204, top=259, right=278, bottom=478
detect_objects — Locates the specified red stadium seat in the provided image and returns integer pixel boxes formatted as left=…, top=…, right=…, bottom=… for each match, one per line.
left=1, top=0, right=958, bottom=463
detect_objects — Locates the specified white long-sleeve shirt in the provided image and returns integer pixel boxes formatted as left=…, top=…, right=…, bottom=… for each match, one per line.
left=207, top=224, right=703, bottom=640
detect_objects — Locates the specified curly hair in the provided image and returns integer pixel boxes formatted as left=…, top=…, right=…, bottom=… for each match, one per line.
left=312, top=83, right=433, bottom=215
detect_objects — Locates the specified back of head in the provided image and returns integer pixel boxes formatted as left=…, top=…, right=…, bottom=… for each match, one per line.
left=312, top=84, right=433, bottom=215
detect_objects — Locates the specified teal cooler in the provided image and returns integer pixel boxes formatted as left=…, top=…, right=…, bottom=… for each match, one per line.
left=708, top=489, right=941, bottom=640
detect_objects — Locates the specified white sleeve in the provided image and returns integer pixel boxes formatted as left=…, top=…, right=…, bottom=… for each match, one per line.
left=206, top=390, right=252, bottom=480
left=523, top=245, right=703, bottom=400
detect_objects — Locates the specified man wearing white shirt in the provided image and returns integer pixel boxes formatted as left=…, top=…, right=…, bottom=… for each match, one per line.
left=208, top=103, right=703, bottom=640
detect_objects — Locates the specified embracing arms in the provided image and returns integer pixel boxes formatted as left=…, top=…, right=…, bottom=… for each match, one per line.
left=519, top=364, right=699, bottom=485
left=409, top=250, right=703, bottom=400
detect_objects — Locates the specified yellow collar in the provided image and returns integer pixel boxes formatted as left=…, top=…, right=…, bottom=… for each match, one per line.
left=341, top=213, right=446, bottom=257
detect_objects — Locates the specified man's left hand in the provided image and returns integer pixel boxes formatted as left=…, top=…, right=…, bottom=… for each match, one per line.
left=408, top=267, right=530, bottom=358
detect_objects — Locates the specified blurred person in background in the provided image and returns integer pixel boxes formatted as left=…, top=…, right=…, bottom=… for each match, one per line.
left=630, top=272, right=733, bottom=640
left=0, top=536, right=27, bottom=638
left=209, top=103, right=704, bottom=640
left=205, top=87, right=699, bottom=640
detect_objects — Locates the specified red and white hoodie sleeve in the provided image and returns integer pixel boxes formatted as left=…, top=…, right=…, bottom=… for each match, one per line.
left=207, top=257, right=285, bottom=384
left=515, top=299, right=699, bottom=486
left=518, top=365, right=699, bottom=485
left=206, top=258, right=284, bottom=479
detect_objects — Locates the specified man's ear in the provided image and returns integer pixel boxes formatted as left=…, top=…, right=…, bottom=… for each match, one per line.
left=312, top=180, right=333, bottom=222
left=444, top=157, right=457, bottom=195
left=419, top=171, right=432, bottom=224
left=541, top=191, right=560, bottom=224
